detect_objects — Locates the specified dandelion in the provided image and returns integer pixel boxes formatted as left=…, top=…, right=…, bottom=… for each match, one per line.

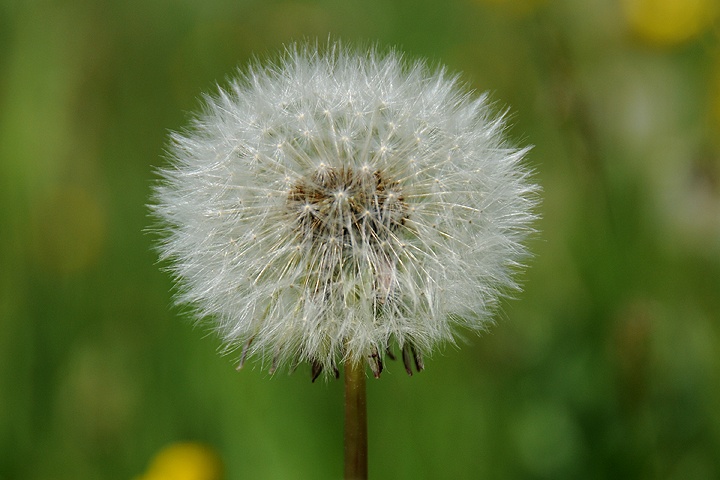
left=152, top=41, right=537, bottom=478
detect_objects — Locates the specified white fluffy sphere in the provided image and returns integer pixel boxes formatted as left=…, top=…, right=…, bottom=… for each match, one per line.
left=152, top=43, right=538, bottom=378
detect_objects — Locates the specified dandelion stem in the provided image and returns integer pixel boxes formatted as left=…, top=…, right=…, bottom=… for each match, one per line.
left=344, top=359, right=367, bottom=479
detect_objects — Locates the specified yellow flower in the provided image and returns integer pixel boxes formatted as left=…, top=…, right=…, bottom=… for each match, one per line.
left=137, top=442, right=223, bottom=480
left=622, top=0, right=718, bottom=46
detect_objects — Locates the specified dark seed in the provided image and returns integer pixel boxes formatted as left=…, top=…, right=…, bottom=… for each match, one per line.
left=368, top=348, right=383, bottom=378
left=311, top=361, right=323, bottom=382
left=268, top=353, right=279, bottom=375
left=402, top=343, right=414, bottom=376
left=412, top=346, right=424, bottom=372
left=236, top=336, right=255, bottom=370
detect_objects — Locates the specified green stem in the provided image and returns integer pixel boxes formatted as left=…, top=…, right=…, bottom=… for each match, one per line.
left=344, top=359, right=368, bottom=479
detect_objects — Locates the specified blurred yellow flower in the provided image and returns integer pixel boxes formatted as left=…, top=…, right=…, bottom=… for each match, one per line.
left=137, top=442, right=223, bottom=480
left=622, top=0, right=718, bottom=46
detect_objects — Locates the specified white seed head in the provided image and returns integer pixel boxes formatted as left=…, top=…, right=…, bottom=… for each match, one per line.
left=151, top=42, right=539, bottom=377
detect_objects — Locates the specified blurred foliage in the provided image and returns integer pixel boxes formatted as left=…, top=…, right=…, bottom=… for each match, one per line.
left=1, top=0, right=719, bottom=478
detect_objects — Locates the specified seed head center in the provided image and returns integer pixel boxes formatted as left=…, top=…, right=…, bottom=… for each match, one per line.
left=288, top=166, right=409, bottom=248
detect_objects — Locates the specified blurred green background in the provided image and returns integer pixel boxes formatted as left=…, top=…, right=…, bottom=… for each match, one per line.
left=2, top=0, right=719, bottom=478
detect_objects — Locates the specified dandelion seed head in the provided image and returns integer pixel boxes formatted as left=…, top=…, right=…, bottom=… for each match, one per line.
left=152, top=42, right=539, bottom=376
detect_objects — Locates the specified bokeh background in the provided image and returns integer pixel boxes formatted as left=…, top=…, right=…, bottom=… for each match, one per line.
left=2, top=0, right=719, bottom=478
